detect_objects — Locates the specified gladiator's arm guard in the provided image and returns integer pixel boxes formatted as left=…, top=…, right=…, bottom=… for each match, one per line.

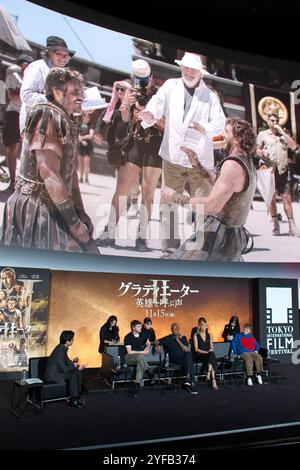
left=192, top=162, right=215, bottom=186
left=72, top=176, right=94, bottom=235
left=75, top=206, right=93, bottom=235
left=72, top=182, right=84, bottom=211
left=56, top=199, right=80, bottom=226
left=172, top=193, right=191, bottom=206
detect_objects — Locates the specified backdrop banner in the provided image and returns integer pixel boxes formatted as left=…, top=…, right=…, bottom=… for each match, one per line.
left=46, top=271, right=252, bottom=367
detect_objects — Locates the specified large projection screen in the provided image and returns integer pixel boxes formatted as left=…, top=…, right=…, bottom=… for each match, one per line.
left=0, top=0, right=299, bottom=265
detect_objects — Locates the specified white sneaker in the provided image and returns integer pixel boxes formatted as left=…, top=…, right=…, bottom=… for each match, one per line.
left=247, top=377, right=253, bottom=386
left=256, top=374, right=263, bottom=385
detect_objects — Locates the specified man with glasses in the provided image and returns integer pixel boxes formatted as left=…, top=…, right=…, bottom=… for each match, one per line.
left=141, top=52, right=226, bottom=254
left=20, top=36, right=75, bottom=134
left=257, top=112, right=299, bottom=236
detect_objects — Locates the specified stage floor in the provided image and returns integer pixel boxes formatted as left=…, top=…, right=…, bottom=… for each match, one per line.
left=0, top=364, right=300, bottom=450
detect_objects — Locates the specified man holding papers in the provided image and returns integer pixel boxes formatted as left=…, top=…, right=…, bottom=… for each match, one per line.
left=141, top=52, right=226, bottom=254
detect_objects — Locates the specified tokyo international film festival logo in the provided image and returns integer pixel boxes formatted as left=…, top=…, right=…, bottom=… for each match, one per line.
left=265, top=286, right=300, bottom=364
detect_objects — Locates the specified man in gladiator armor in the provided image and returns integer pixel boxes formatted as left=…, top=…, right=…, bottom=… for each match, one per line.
left=1, top=68, right=98, bottom=254
left=0, top=268, right=26, bottom=298
left=161, top=118, right=257, bottom=261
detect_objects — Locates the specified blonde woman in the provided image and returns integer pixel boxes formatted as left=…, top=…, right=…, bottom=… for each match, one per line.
left=193, top=318, right=218, bottom=390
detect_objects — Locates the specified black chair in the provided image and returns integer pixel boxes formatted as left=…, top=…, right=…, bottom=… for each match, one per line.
left=160, top=363, right=181, bottom=392
left=221, top=347, right=277, bottom=387
left=193, top=342, right=228, bottom=383
left=101, top=345, right=121, bottom=380
left=109, top=346, right=136, bottom=390
left=259, top=348, right=284, bottom=383
left=213, top=341, right=231, bottom=361
left=220, top=356, right=245, bottom=387
left=216, top=342, right=245, bottom=387
left=107, top=345, right=164, bottom=389
left=143, top=346, right=165, bottom=386
left=193, top=360, right=207, bottom=381
left=28, top=357, right=70, bottom=408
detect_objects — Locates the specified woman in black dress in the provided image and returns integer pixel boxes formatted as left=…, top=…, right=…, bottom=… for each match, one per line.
left=222, top=315, right=240, bottom=342
left=222, top=315, right=240, bottom=357
left=98, top=315, right=120, bottom=354
left=193, top=318, right=219, bottom=390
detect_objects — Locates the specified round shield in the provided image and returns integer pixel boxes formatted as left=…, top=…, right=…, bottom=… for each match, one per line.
left=258, top=96, right=288, bottom=126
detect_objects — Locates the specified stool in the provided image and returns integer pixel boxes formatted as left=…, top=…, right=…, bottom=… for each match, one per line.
left=10, top=380, right=43, bottom=418
left=220, top=358, right=245, bottom=388
left=160, top=363, right=181, bottom=393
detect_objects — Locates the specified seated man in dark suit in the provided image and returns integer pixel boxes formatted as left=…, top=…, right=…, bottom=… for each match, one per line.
left=46, top=330, right=86, bottom=408
left=155, top=323, right=198, bottom=395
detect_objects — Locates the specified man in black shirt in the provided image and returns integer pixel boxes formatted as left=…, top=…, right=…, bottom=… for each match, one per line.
left=124, top=320, right=156, bottom=391
left=155, top=323, right=198, bottom=395
left=142, top=317, right=156, bottom=343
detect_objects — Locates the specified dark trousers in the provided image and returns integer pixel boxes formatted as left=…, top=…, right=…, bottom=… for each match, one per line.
left=65, top=369, right=82, bottom=398
left=172, top=352, right=195, bottom=379
left=194, top=351, right=218, bottom=371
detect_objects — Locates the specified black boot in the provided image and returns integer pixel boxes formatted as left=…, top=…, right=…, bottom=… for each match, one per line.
left=135, top=237, right=151, bottom=252
left=95, top=226, right=115, bottom=247
left=77, top=398, right=87, bottom=406
left=69, top=398, right=85, bottom=408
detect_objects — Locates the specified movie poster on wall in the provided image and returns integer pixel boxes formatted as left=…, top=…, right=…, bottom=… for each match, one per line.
left=0, top=266, right=50, bottom=371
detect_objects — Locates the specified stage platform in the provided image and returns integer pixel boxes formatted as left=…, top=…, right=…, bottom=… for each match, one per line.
left=0, top=364, right=300, bottom=450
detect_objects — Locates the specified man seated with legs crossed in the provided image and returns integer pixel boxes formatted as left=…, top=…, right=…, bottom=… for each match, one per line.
left=124, top=320, right=156, bottom=395
left=155, top=323, right=198, bottom=395
left=231, top=323, right=264, bottom=386
left=46, top=330, right=86, bottom=408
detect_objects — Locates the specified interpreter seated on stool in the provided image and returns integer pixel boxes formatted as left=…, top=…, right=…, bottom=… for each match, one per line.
left=124, top=320, right=156, bottom=395
left=155, top=323, right=198, bottom=395
left=231, top=323, right=263, bottom=386
left=45, top=330, right=87, bottom=408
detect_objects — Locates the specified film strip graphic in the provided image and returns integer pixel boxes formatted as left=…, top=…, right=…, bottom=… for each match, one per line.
left=266, top=308, right=294, bottom=324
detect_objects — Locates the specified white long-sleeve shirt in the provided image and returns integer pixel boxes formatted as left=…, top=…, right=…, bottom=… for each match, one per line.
left=143, top=78, right=226, bottom=169
left=19, top=59, right=52, bottom=133
left=5, top=67, right=23, bottom=112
